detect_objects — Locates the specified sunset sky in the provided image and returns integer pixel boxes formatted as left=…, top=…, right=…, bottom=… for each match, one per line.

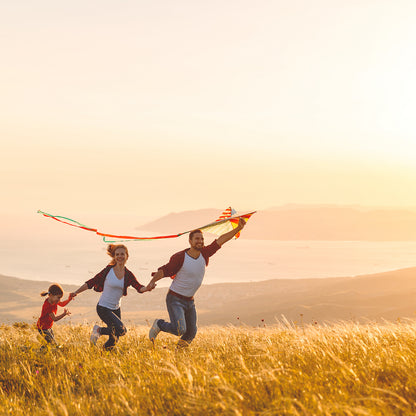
left=2, top=0, right=416, bottom=225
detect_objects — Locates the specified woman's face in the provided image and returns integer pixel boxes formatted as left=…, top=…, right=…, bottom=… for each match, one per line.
left=114, top=247, right=128, bottom=265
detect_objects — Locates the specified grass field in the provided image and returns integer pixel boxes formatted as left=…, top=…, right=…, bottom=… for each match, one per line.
left=1, top=321, right=416, bottom=415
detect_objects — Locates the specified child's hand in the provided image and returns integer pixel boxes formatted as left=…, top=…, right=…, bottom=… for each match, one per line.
left=64, top=308, right=71, bottom=316
left=69, top=292, right=77, bottom=299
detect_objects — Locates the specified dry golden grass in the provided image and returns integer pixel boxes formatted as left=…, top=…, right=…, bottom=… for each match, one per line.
left=1, top=321, right=416, bottom=415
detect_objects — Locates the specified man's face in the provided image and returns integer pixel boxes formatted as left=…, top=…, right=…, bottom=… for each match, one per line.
left=189, top=232, right=204, bottom=251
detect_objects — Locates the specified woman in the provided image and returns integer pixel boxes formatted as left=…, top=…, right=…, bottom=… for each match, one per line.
left=71, top=244, right=152, bottom=350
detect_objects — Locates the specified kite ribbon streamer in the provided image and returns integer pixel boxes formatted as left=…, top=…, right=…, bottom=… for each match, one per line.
left=37, top=208, right=256, bottom=243
left=37, top=211, right=97, bottom=232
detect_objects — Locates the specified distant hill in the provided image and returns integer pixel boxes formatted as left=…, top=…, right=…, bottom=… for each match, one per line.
left=2, top=267, right=416, bottom=326
left=138, top=205, right=416, bottom=240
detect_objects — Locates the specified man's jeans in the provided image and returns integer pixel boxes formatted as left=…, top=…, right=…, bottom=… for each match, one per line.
left=158, top=292, right=197, bottom=343
left=96, top=304, right=127, bottom=350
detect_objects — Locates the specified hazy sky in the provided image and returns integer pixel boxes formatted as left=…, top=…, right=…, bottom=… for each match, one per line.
left=2, top=0, right=416, bottom=222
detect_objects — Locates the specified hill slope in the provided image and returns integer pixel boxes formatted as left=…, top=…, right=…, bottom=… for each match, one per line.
left=2, top=266, right=416, bottom=325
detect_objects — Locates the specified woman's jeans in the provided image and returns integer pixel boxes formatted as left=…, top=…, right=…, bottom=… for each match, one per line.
left=96, top=304, right=127, bottom=350
left=158, top=292, right=197, bottom=343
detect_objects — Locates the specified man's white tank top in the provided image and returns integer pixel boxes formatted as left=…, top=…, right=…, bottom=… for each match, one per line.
left=169, top=252, right=206, bottom=297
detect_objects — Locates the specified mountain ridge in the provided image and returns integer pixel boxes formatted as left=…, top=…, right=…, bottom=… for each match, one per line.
left=137, top=205, right=416, bottom=241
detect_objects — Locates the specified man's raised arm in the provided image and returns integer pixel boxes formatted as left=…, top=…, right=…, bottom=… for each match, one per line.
left=216, top=217, right=246, bottom=247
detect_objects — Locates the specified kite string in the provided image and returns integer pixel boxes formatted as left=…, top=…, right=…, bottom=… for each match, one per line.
left=37, top=210, right=97, bottom=231
left=37, top=209, right=256, bottom=242
left=37, top=210, right=189, bottom=241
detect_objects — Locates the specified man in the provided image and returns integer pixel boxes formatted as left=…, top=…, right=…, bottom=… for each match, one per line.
left=148, top=217, right=247, bottom=346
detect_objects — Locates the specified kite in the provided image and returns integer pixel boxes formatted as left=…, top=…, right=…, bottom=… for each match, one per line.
left=37, top=207, right=256, bottom=243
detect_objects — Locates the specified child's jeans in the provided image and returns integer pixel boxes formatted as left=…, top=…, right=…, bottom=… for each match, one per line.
left=38, top=328, right=56, bottom=344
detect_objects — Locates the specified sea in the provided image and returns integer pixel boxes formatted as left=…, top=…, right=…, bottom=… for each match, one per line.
left=1, top=232, right=416, bottom=288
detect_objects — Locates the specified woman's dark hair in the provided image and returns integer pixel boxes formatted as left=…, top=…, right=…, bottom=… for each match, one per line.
left=40, top=283, right=64, bottom=297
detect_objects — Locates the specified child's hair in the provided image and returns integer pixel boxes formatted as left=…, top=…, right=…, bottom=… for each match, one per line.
left=107, top=244, right=129, bottom=266
left=40, top=284, right=64, bottom=297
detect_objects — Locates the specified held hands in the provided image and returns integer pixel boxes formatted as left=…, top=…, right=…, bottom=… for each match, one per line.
left=140, top=282, right=156, bottom=293
left=69, top=292, right=77, bottom=299
left=140, top=281, right=157, bottom=293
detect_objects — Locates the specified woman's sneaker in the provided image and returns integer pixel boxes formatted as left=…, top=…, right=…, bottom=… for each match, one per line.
left=149, top=319, right=161, bottom=342
left=90, top=325, right=100, bottom=345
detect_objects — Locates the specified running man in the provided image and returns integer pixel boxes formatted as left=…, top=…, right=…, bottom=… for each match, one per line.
left=148, top=217, right=247, bottom=347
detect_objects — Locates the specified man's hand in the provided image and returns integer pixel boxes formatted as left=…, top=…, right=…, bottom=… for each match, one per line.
left=237, top=217, right=246, bottom=230
left=217, top=216, right=247, bottom=246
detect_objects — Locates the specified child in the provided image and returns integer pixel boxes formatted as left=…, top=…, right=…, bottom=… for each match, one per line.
left=37, top=284, right=72, bottom=346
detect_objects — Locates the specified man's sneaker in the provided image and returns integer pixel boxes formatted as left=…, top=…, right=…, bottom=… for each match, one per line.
left=149, top=319, right=161, bottom=342
left=90, top=325, right=100, bottom=345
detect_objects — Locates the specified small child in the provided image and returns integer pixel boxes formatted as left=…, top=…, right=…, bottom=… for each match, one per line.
left=37, top=284, right=72, bottom=346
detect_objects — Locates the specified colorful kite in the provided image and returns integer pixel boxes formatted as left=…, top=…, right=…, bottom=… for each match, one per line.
left=37, top=208, right=256, bottom=243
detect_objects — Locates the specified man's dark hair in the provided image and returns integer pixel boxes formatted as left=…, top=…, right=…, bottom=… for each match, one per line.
left=189, top=229, right=203, bottom=239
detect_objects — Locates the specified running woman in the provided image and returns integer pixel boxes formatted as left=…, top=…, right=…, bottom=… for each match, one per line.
left=70, top=244, right=153, bottom=350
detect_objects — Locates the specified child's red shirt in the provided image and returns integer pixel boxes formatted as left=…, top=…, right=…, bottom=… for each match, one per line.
left=37, top=297, right=71, bottom=330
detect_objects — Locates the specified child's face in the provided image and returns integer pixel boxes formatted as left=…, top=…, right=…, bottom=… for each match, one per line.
left=49, top=294, right=62, bottom=304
